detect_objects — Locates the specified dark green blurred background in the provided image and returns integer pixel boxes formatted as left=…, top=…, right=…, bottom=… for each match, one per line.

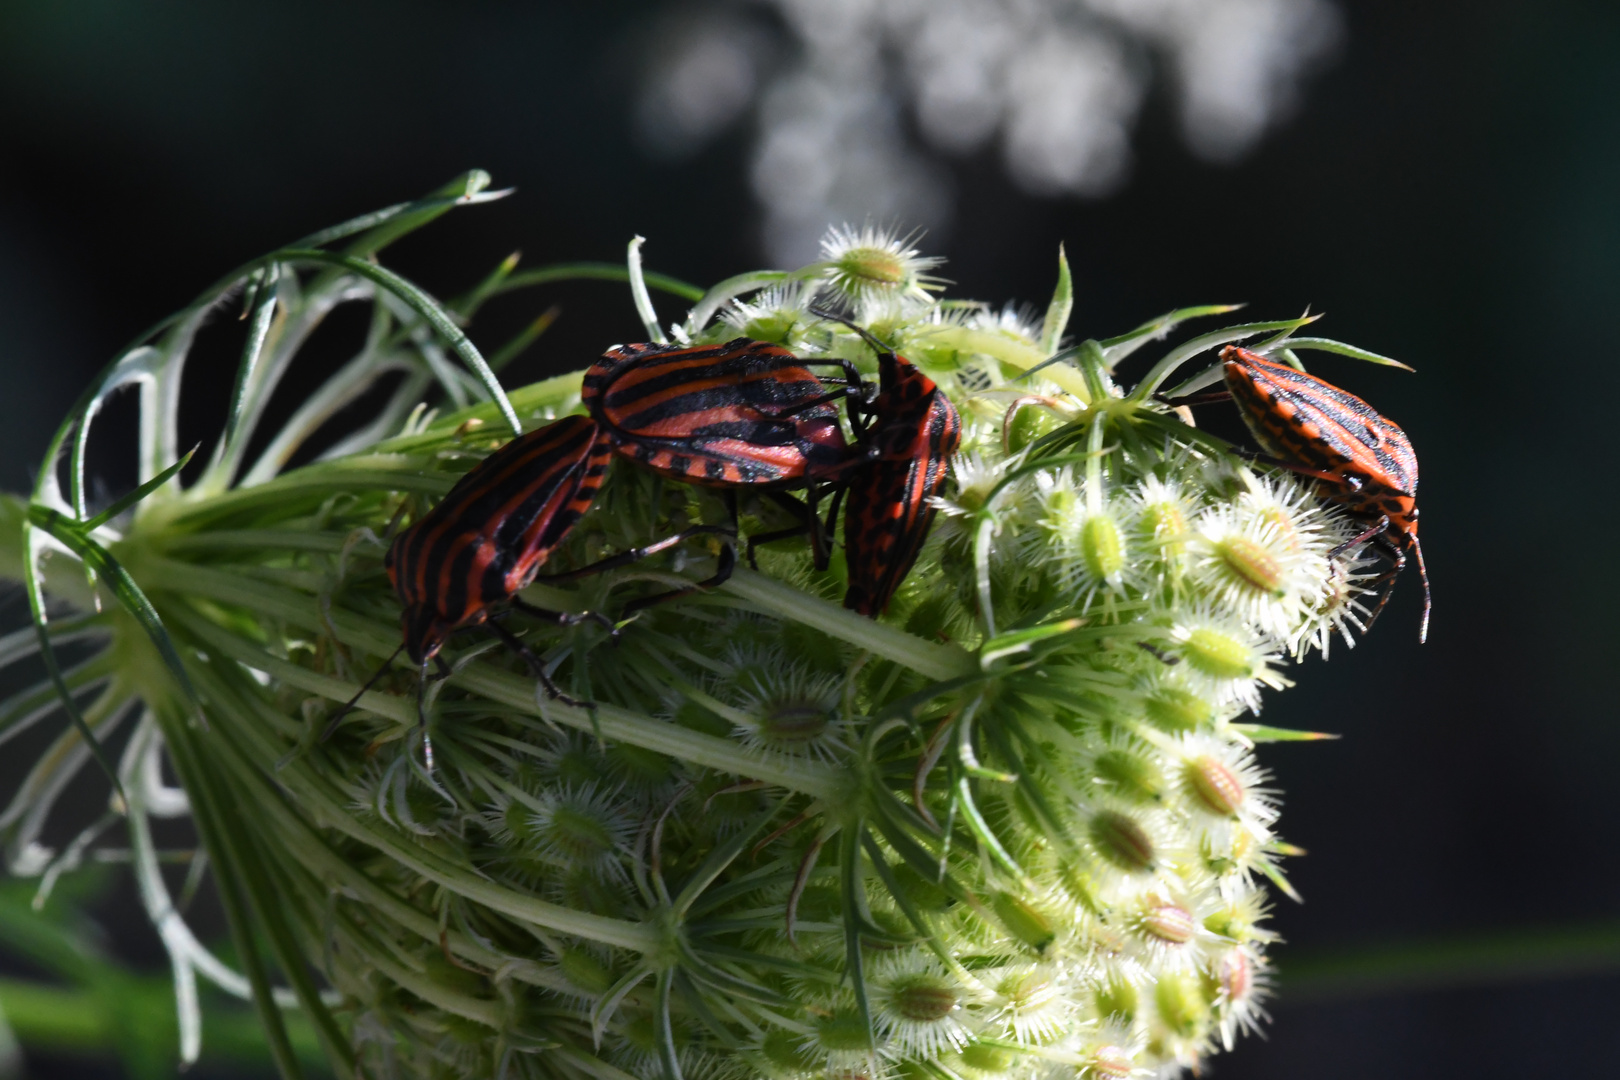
left=0, top=1, right=1616, bottom=1077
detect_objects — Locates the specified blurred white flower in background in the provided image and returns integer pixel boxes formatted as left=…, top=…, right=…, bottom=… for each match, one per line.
left=635, top=0, right=1341, bottom=263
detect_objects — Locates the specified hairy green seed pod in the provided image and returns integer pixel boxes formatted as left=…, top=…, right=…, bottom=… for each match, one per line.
left=1145, top=686, right=1215, bottom=732
left=993, top=893, right=1057, bottom=953
left=1188, top=754, right=1247, bottom=815
left=1215, top=536, right=1286, bottom=595
left=893, top=980, right=958, bottom=1022
left=1094, top=978, right=1139, bottom=1023
left=1142, top=900, right=1198, bottom=944
left=958, top=1042, right=1020, bottom=1074
left=1082, top=513, right=1126, bottom=581
left=1155, top=972, right=1210, bottom=1038
left=817, top=1010, right=874, bottom=1052
left=1095, top=748, right=1166, bottom=803
left=1182, top=628, right=1255, bottom=680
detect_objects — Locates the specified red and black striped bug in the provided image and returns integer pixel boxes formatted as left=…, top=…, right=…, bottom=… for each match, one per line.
left=325, top=340, right=861, bottom=764
left=577, top=336, right=862, bottom=569
left=1219, top=344, right=1431, bottom=641
left=806, top=311, right=963, bottom=616
left=582, top=337, right=851, bottom=487
left=323, top=415, right=620, bottom=767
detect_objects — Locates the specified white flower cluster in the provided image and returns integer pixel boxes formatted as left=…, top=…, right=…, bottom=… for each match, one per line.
left=649, top=226, right=1369, bottom=1078
left=321, top=226, right=1368, bottom=1079
left=636, top=0, right=1343, bottom=262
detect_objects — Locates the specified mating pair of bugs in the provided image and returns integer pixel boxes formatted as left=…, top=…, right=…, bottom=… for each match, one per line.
left=326, top=312, right=961, bottom=755
left=328, top=316, right=1427, bottom=760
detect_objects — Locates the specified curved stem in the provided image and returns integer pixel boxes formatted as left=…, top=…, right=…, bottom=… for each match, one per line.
left=139, top=558, right=853, bottom=799
left=722, top=569, right=974, bottom=682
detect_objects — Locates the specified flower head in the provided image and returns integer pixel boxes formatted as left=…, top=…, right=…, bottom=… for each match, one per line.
left=1164, top=605, right=1289, bottom=713
left=818, top=223, right=944, bottom=306
left=870, top=951, right=976, bottom=1057
left=3, top=184, right=1396, bottom=1080
left=723, top=281, right=820, bottom=343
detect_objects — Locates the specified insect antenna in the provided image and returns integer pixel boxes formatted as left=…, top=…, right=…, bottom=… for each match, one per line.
left=808, top=306, right=895, bottom=361
left=321, top=642, right=407, bottom=741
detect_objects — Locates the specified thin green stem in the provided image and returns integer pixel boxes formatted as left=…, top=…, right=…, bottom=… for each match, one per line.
left=167, top=610, right=660, bottom=952
left=721, top=569, right=974, bottom=682
left=161, top=716, right=306, bottom=1080
left=141, top=558, right=850, bottom=799
left=153, top=464, right=449, bottom=530
left=187, top=656, right=579, bottom=997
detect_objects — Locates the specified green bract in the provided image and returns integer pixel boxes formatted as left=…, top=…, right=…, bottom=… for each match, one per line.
left=2, top=175, right=1396, bottom=1080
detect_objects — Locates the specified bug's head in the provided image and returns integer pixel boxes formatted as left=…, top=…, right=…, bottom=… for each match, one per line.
left=400, top=604, right=450, bottom=666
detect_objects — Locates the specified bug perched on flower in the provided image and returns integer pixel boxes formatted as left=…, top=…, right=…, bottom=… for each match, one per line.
left=325, top=336, right=863, bottom=765
left=806, top=309, right=963, bottom=616
left=4, top=174, right=1423, bottom=1080
left=1219, top=344, right=1430, bottom=641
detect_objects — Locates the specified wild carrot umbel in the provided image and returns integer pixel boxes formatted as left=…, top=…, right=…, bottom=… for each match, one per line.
left=1, top=175, right=1418, bottom=1080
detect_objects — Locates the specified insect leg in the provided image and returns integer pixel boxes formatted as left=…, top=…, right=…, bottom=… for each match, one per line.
left=532, top=524, right=737, bottom=582
left=823, top=483, right=847, bottom=548
left=808, top=306, right=893, bottom=359
left=801, top=356, right=878, bottom=433
left=484, top=617, right=591, bottom=708
left=1137, top=641, right=1182, bottom=666
left=1329, top=516, right=1390, bottom=559
left=1358, top=525, right=1407, bottom=634
left=1230, top=447, right=1358, bottom=490
left=773, top=386, right=856, bottom=419
left=1156, top=390, right=1233, bottom=407
left=417, top=657, right=435, bottom=773
left=746, top=490, right=825, bottom=570
left=507, top=595, right=618, bottom=636
left=621, top=536, right=738, bottom=615
left=804, top=483, right=829, bottom=570
left=1410, top=533, right=1431, bottom=644
left=746, top=524, right=809, bottom=570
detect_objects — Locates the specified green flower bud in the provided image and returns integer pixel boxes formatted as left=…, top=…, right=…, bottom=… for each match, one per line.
left=1082, top=513, right=1126, bottom=582
left=1005, top=401, right=1065, bottom=454
left=893, top=980, right=957, bottom=1022
left=1144, top=686, right=1215, bottom=732
left=762, top=1029, right=819, bottom=1071
left=1141, top=899, right=1197, bottom=944
left=1093, top=978, right=1138, bottom=1023
left=993, top=893, right=1057, bottom=953
left=1095, top=747, right=1165, bottom=803
left=1154, top=972, right=1210, bottom=1039
left=958, top=1042, right=1020, bottom=1074
left=817, top=1009, right=874, bottom=1052
left=557, top=948, right=615, bottom=995
left=1182, top=628, right=1255, bottom=680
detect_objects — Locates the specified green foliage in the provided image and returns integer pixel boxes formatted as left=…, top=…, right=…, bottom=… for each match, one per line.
left=1, top=179, right=1422, bottom=1080
left=0, top=876, right=326, bottom=1078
